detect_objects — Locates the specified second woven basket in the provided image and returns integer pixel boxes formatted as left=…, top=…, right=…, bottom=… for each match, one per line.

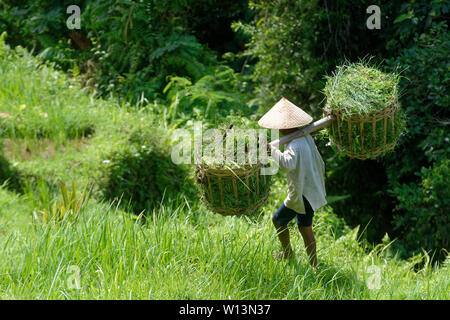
left=196, top=163, right=271, bottom=216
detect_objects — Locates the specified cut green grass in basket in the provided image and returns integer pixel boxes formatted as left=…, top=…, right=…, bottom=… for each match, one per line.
left=196, top=120, right=273, bottom=216
left=197, top=164, right=271, bottom=216
left=323, top=61, right=407, bottom=159
left=329, top=107, right=406, bottom=156
left=324, top=61, right=400, bottom=116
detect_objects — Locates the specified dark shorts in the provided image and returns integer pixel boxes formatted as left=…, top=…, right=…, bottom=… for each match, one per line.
left=273, top=196, right=314, bottom=227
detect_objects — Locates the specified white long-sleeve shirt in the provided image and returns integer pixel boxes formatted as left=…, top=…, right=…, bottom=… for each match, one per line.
left=270, top=134, right=327, bottom=214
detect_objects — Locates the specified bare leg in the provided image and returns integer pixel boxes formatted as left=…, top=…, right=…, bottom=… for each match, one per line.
left=272, top=216, right=293, bottom=259
left=298, top=226, right=318, bottom=268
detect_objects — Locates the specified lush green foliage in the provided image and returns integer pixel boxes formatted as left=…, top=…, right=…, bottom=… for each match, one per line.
left=163, top=66, right=251, bottom=121
left=0, top=32, right=448, bottom=299
left=0, top=0, right=251, bottom=105
left=393, top=158, right=449, bottom=258
left=0, top=0, right=448, bottom=300
left=383, top=21, right=449, bottom=259
left=0, top=34, right=194, bottom=216
left=234, top=0, right=403, bottom=115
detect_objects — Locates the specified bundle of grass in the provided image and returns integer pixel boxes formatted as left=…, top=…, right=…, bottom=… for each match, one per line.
left=323, top=62, right=406, bottom=159
left=195, top=122, right=272, bottom=216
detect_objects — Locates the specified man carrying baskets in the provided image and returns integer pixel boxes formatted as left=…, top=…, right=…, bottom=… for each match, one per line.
left=259, top=98, right=327, bottom=268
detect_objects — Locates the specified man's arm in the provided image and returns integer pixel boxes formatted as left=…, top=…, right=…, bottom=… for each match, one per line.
left=270, top=144, right=297, bottom=171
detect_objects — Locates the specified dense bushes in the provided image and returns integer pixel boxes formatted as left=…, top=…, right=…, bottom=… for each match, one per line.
left=383, top=21, right=449, bottom=259
left=163, top=66, right=251, bottom=121
left=393, top=158, right=449, bottom=258
left=324, top=155, right=396, bottom=242
left=383, top=22, right=449, bottom=183
left=99, top=128, right=194, bottom=215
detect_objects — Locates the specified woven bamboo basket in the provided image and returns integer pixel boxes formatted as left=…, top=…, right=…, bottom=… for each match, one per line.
left=196, top=163, right=271, bottom=216
left=324, top=101, right=404, bottom=160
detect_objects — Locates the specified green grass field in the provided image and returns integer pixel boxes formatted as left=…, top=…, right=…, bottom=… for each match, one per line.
left=0, top=35, right=448, bottom=300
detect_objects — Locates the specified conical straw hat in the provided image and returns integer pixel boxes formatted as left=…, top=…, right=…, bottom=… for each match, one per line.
left=258, top=97, right=313, bottom=129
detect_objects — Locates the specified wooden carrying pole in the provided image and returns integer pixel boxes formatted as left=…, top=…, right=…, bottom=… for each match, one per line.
left=269, top=115, right=335, bottom=148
